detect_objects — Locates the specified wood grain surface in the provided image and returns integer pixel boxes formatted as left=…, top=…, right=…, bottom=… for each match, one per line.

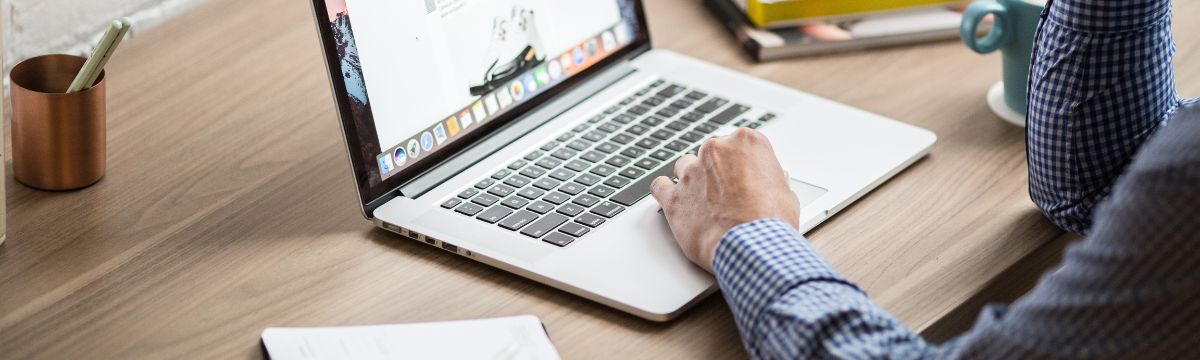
left=1, top=0, right=1197, bottom=358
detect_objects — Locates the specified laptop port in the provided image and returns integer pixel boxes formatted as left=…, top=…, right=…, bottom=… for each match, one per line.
left=441, top=242, right=458, bottom=253
left=424, top=237, right=437, bottom=245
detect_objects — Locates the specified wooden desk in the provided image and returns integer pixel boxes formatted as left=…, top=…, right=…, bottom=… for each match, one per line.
left=1, top=0, right=1196, bottom=358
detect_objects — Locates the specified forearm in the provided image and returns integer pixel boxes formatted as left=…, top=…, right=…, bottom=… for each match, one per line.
left=713, top=220, right=940, bottom=358
left=1026, top=0, right=1178, bottom=234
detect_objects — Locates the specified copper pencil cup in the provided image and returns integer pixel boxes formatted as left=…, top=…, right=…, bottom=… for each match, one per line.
left=10, top=55, right=106, bottom=191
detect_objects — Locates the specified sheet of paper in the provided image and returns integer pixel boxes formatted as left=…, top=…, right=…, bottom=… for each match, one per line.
left=261, top=315, right=560, bottom=360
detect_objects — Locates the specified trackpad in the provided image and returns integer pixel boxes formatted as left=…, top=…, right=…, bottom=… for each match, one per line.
left=789, top=178, right=827, bottom=206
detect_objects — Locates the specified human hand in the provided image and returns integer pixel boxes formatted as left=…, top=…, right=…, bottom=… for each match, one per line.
left=650, top=128, right=802, bottom=273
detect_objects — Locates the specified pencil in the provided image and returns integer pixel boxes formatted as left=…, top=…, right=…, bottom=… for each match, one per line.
left=67, top=20, right=123, bottom=93
left=81, top=17, right=133, bottom=89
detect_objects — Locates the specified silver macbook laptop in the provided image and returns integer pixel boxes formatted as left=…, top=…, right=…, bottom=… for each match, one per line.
left=309, top=0, right=935, bottom=321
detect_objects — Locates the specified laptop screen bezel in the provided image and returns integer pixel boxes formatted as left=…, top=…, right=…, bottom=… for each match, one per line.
left=309, top=0, right=652, bottom=212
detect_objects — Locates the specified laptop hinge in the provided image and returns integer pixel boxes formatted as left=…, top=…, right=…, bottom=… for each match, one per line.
left=393, top=54, right=645, bottom=201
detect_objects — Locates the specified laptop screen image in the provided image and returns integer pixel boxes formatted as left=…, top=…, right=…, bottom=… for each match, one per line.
left=317, top=0, right=645, bottom=203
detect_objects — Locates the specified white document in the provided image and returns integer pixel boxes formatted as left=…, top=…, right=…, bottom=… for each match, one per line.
left=261, top=315, right=560, bottom=360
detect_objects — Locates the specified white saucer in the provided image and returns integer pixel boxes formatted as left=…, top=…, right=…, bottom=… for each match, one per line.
left=987, top=81, right=1026, bottom=127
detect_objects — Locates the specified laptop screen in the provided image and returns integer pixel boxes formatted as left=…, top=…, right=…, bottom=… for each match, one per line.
left=317, top=0, right=645, bottom=202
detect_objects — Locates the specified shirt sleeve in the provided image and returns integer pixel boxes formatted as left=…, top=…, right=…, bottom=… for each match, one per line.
left=1026, top=0, right=1180, bottom=235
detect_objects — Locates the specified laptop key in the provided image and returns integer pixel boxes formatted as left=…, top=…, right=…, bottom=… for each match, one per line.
left=634, top=138, right=661, bottom=150
left=666, top=120, right=690, bottom=131
left=626, top=124, right=649, bottom=135
left=597, top=122, right=622, bottom=133
left=501, top=196, right=530, bottom=209
left=564, top=160, right=591, bottom=172
left=650, top=149, right=675, bottom=161
left=613, top=113, right=636, bottom=124
left=542, top=232, right=575, bottom=247
left=679, top=131, right=704, bottom=143
left=642, top=96, right=665, bottom=107
left=558, top=222, right=591, bottom=237
left=487, top=185, right=515, bottom=197
left=695, top=97, right=729, bottom=113
left=580, top=151, right=606, bottom=163
left=685, top=90, right=708, bottom=100
left=656, top=107, right=679, bottom=118
left=681, top=112, right=704, bottom=123
left=620, top=147, right=645, bottom=159
left=508, top=160, right=529, bottom=170
left=549, top=169, right=576, bottom=181
left=605, top=155, right=632, bottom=167
left=670, top=100, right=693, bottom=110
left=573, top=194, right=601, bottom=207
left=589, top=165, right=616, bottom=177
left=657, top=84, right=687, bottom=98
left=588, top=114, right=606, bottom=123
left=458, top=188, right=479, bottom=199
left=441, top=198, right=462, bottom=209
left=695, top=123, right=718, bottom=134
left=665, top=140, right=689, bottom=152
left=572, top=123, right=591, bottom=133
left=499, top=210, right=540, bottom=231
left=535, top=157, right=562, bottom=169
left=455, top=202, right=485, bottom=216
left=635, top=158, right=661, bottom=170
left=603, top=176, right=631, bottom=189
left=709, top=104, right=751, bottom=125
left=574, top=174, right=602, bottom=186
left=526, top=201, right=555, bottom=214
left=555, top=132, right=574, bottom=142
left=503, top=175, right=531, bottom=188
left=611, top=133, right=635, bottom=144
left=476, top=206, right=513, bottom=224
left=491, top=169, right=511, bottom=180
left=474, top=178, right=495, bottom=189
left=559, top=183, right=585, bottom=195
left=650, top=129, right=676, bottom=141
left=641, top=116, right=665, bottom=127
left=524, top=151, right=543, bottom=161
left=533, top=178, right=561, bottom=191
left=540, top=142, right=559, bottom=151
left=517, top=188, right=545, bottom=200
left=610, top=161, right=675, bottom=206
left=521, top=214, right=570, bottom=238
left=581, top=131, right=606, bottom=142
left=619, top=168, right=646, bottom=179
left=520, top=166, right=547, bottom=179
left=472, top=193, right=499, bottom=206
left=604, top=105, right=622, bottom=114
left=596, top=142, right=620, bottom=154
left=575, top=213, right=606, bottom=228
left=628, top=105, right=651, bottom=115
left=588, top=185, right=616, bottom=198
left=567, top=140, right=592, bottom=151
left=590, top=201, right=626, bottom=218
left=557, top=203, right=586, bottom=217
left=543, top=192, right=571, bottom=205
left=551, top=149, right=577, bottom=160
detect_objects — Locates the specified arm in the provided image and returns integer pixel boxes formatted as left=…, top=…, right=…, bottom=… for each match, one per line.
left=709, top=106, right=1200, bottom=358
left=1026, top=0, right=1179, bottom=234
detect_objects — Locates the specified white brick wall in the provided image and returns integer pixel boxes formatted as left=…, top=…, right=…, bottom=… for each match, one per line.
left=4, top=0, right=204, bottom=70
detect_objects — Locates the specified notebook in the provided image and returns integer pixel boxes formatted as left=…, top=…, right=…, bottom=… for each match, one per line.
left=261, top=315, right=560, bottom=360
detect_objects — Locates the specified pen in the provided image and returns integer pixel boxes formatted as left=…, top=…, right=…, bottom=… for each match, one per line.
left=81, top=17, right=133, bottom=90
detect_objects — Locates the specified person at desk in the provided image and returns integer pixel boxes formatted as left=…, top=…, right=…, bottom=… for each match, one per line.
left=650, top=0, right=1199, bottom=358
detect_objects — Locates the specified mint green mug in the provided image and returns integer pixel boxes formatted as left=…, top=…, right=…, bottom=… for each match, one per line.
left=960, top=0, right=1045, bottom=120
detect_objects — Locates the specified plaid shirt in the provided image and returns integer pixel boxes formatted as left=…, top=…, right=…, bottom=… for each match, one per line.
left=713, top=0, right=1199, bottom=358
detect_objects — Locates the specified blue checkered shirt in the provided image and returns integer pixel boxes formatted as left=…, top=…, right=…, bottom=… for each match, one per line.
left=713, top=0, right=1200, bottom=358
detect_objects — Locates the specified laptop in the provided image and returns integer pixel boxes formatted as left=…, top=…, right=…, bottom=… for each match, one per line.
left=309, top=0, right=936, bottom=321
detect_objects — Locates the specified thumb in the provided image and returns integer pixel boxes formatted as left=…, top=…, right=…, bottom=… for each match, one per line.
left=650, top=176, right=675, bottom=210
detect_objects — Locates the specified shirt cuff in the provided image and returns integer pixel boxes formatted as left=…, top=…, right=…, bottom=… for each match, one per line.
left=712, top=219, right=862, bottom=326
left=1047, top=0, right=1170, bottom=33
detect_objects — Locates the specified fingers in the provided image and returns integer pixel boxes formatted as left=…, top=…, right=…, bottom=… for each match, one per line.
left=650, top=176, right=675, bottom=211
left=674, top=154, right=698, bottom=180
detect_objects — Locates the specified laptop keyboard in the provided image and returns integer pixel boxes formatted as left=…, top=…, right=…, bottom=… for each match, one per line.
left=439, top=80, right=777, bottom=247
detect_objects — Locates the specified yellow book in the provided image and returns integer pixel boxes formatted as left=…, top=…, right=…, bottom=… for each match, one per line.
left=735, top=0, right=968, bottom=28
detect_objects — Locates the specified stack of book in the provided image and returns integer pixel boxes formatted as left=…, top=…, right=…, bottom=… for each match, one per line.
left=708, top=0, right=976, bottom=61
